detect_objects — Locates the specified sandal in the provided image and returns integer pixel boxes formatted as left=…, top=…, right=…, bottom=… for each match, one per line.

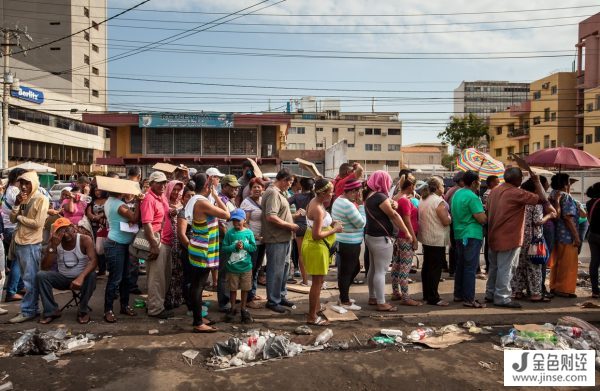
left=307, top=315, right=330, bottom=326
left=434, top=300, right=449, bottom=307
left=400, top=298, right=423, bottom=306
left=390, top=294, right=404, bottom=301
left=376, top=304, right=398, bottom=312
left=193, top=324, right=218, bottom=333
left=530, top=296, right=551, bottom=303
left=368, top=299, right=377, bottom=306
left=120, top=306, right=137, bottom=316
left=463, top=300, right=486, bottom=308
left=202, top=317, right=216, bottom=326
left=77, top=312, right=90, bottom=324
left=104, top=310, right=117, bottom=323
left=39, top=311, right=61, bottom=324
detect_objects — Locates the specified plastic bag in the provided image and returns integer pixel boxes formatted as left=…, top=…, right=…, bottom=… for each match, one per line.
left=212, top=337, right=242, bottom=357
left=263, top=336, right=290, bottom=359
left=12, top=329, right=41, bottom=356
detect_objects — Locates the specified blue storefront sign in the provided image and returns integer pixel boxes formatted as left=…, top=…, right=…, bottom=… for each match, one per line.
left=11, top=86, right=44, bottom=104
left=139, top=112, right=234, bottom=128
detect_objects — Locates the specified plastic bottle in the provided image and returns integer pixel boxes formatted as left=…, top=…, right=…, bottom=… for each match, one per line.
left=407, top=328, right=434, bottom=342
left=380, top=329, right=403, bottom=337
left=554, top=325, right=583, bottom=338
left=314, top=328, right=333, bottom=346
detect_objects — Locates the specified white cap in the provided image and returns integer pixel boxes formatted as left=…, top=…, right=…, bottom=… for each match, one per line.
left=205, top=167, right=225, bottom=177
left=188, top=168, right=198, bottom=176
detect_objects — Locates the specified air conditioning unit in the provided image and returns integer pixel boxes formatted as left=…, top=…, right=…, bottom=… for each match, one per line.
left=358, top=131, right=364, bottom=136
left=542, top=82, right=550, bottom=89
left=382, top=132, right=387, bottom=136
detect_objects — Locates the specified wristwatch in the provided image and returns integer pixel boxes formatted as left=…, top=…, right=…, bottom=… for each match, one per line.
left=48, top=248, right=55, bottom=253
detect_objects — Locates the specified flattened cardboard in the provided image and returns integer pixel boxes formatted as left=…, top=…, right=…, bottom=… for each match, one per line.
left=510, top=153, right=532, bottom=174
left=96, top=176, right=141, bottom=195
left=294, top=158, right=322, bottom=178
left=152, top=162, right=178, bottom=173
left=287, top=284, right=311, bottom=294
left=246, top=158, right=263, bottom=179
left=415, top=332, right=473, bottom=349
left=322, top=303, right=358, bottom=322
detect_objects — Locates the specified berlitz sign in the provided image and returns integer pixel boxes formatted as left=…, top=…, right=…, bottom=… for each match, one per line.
left=11, top=86, right=45, bottom=104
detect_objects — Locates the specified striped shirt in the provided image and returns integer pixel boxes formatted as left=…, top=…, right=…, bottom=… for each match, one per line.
left=331, top=197, right=366, bottom=244
left=188, top=195, right=220, bottom=268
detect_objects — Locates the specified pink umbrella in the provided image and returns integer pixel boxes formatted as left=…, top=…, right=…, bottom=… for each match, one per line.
left=525, top=147, right=600, bottom=170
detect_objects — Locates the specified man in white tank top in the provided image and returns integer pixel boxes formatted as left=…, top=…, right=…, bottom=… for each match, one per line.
left=37, top=218, right=97, bottom=324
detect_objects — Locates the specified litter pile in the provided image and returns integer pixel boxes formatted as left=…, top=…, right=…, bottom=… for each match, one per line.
left=370, top=323, right=477, bottom=350
left=207, top=329, right=330, bottom=369
left=500, top=316, right=600, bottom=367
left=11, top=329, right=95, bottom=360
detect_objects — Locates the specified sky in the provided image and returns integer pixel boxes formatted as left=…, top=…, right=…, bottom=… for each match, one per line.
left=108, top=0, right=600, bottom=145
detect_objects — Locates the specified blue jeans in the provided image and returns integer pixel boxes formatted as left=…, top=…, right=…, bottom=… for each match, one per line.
left=247, top=244, right=266, bottom=302
left=454, top=238, right=482, bottom=303
left=16, top=243, right=42, bottom=317
left=217, top=247, right=230, bottom=310
left=486, top=247, right=521, bottom=304
left=4, top=227, right=24, bottom=296
left=37, top=270, right=96, bottom=316
left=265, top=241, right=291, bottom=307
left=104, top=240, right=131, bottom=312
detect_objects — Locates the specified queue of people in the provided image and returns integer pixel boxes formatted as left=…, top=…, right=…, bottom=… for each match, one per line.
left=1, top=162, right=599, bottom=332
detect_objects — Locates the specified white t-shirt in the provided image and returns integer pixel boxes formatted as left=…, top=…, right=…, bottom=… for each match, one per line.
left=1, top=186, right=20, bottom=230
left=240, top=197, right=262, bottom=244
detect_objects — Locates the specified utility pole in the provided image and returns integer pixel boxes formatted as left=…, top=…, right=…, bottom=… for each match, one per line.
left=0, top=26, right=32, bottom=170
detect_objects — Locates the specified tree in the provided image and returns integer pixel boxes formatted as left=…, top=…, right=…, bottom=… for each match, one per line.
left=442, top=151, right=459, bottom=170
left=438, top=114, right=489, bottom=150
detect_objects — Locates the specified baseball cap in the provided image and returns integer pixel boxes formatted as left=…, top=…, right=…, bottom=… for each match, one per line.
left=205, top=167, right=225, bottom=177
left=221, top=175, right=241, bottom=187
left=229, top=208, right=246, bottom=221
left=52, top=217, right=72, bottom=232
left=148, top=171, right=168, bottom=183
left=188, top=168, right=198, bottom=176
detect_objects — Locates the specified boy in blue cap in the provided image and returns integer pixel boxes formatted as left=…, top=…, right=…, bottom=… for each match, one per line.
left=222, top=208, right=257, bottom=323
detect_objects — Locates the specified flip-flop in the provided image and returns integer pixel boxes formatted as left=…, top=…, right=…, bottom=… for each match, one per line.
left=104, top=311, right=117, bottom=323
left=376, top=304, right=398, bottom=312
left=39, top=312, right=61, bottom=324
left=77, top=313, right=90, bottom=324
left=434, top=300, right=449, bottom=307
left=307, top=316, right=329, bottom=326
left=368, top=299, right=377, bottom=306
left=202, top=317, right=216, bottom=326
left=193, top=325, right=218, bottom=333
left=530, top=296, right=551, bottom=303
left=463, top=300, right=486, bottom=308
left=400, top=298, right=423, bottom=306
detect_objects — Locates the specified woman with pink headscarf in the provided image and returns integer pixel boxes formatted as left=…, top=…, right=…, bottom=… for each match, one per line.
left=165, top=180, right=185, bottom=309
left=364, top=171, right=412, bottom=312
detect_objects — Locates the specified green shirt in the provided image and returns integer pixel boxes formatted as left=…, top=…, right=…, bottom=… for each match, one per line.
left=451, top=188, right=484, bottom=240
left=222, top=228, right=257, bottom=274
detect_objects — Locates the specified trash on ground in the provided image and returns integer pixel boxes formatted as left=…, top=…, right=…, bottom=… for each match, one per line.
left=329, top=305, right=347, bottom=314
left=148, top=329, right=159, bottom=335
left=462, top=321, right=476, bottom=328
left=576, top=301, right=600, bottom=309
left=182, top=350, right=200, bottom=366
left=42, top=352, right=59, bottom=363
left=414, top=332, right=474, bottom=349
left=380, top=329, right=403, bottom=337
left=468, top=326, right=490, bottom=334
left=407, top=328, right=435, bottom=342
left=370, top=336, right=396, bottom=345
left=314, top=328, right=333, bottom=346
left=439, top=324, right=462, bottom=334
left=322, top=304, right=358, bottom=322
left=0, top=381, right=13, bottom=391
left=294, top=325, right=312, bottom=335
left=478, top=361, right=498, bottom=371
left=12, top=329, right=94, bottom=357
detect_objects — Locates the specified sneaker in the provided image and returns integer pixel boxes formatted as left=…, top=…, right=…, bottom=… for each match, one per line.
left=293, top=271, right=301, bottom=278
left=280, top=299, right=295, bottom=308
left=265, top=304, right=287, bottom=313
left=241, top=309, right=254, bottom=324
left=9, top=313, right=36, bottom=323
left=341, top=303, right=362, bottom=311
left=149, top=309, right=174, bottom=319
left=0, top=307, right=7, bottom=315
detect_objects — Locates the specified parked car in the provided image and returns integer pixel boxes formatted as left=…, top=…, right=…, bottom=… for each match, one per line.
left=49, top=182, right=73, bottom=203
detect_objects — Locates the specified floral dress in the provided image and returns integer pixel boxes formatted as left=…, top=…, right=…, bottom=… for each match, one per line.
left=165, top=206, right=185, bottom=309
left=511, top=204, right=544, bottom=296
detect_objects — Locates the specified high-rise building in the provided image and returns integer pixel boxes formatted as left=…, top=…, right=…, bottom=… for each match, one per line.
left=0, top=0, right=109, bottom=177
left=453, top=81, right=530, bottom=118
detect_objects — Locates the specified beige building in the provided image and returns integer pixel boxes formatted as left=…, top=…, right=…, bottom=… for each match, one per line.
left=400, top=143, right=447, bottom=171
left=583, top=86, right=600, bottom=156
left=284, top=110, right=402, bottom=173
left=488, top=72, right=577, bottom=165
left=1, top=0, right=108, bottom=107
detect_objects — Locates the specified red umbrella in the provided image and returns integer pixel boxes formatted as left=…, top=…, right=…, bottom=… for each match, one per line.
left=525, top=147, right=600, bottom=170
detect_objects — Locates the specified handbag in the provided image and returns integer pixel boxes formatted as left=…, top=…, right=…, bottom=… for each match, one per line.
left=527, top=237, right=548, bottom=265
left=322, top=237, right=339, bottom=258
left=129, top=229, right=161, bottom=261
left=365, top=193, right=397, bottom=246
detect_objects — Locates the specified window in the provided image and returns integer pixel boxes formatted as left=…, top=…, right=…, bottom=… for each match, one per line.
left=202, top=128, right=228, bottom=155
left=388, top=128, right=401, bottom=136
left=332, top=128, right=339, bottom=133
left=348, top=144, right=354, bottom=148
left=533, top=142, right=541, bottom=151
left=544, top=108, right=550, bottom=122
left=586, top=134, right=593, bottom=144
left=551, top=140, right=556, bottom=148
left=533, top=116, right=541, bottom=125
left=50, top=47, right=61, bottom=51
left=147, top=128, right=173, bottom=155
left=495, top=148, right=502, bottom=157
left=533, top=91, right=541, bottom=100
left=587, top=103, right=594, bottom=112
left=496, top=126, right=502, bottom=135
left=286, top=143, right=305, bottom=150
left=551, top=112, right=557, bottom=121
left=347, top=128, right=354, bottom=132
left=288, top=127, right=305, bottom=135
left=373, top=128, right=381, bottom=135
left=92, top=67, right=99, bottom=75
left=543, top=135, right=550, bottom=149
left=316, top=127, right=323, bottom=132
left=92, top=21, right=99, bottom=30
left=84, top=54, right=90, bottom=64
left=130, top=127, right=142, bottom=153
left=84, top=7, right=90, bottom=17
left=373, top=144, right=381, bottom=151
left=92, top=89, right=99, bottom=97
left=507, top=146, right=515, bottom=155
left=84, top=31, right=89, bottom=42
left=366, top=160, right=380, bottom=164
left=385, top=160, right=399, bottom=167
left=523, top=144, right=529, bottom=154
left=551, top=85, right=557, bottom=95
left=388, top=144, right=401, bottom=151
left=316, top=143, right=324, bottom=148
left=365, top=128, right=381, bottom=135
left=84, top=78, right=89, bottom=88
left=92, top=44, right=99, bottom=53
left=230, top=129, right=257, bottom=155
left=365, top=128, right=373, bottom=135
left=595, top=127, right=600, bottom=142
left=49, top=22, right=61, bottom=26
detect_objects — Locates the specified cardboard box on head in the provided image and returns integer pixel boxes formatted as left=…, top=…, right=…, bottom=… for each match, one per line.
left=294, top=158, right=322, bottom=178
left=152, top=162, right=178, bottom=174
left=246, top=158, right=263, bottom=179
left=509, top=153, right=533, bottom=177
left=96, top=176, right=141, bottom=196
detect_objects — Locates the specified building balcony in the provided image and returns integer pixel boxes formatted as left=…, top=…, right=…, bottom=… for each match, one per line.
left=509, top=100, right=531, bottom=117
left=507, top=151, right=529, bottom=160
left=507, top=128, right=530, bottom=139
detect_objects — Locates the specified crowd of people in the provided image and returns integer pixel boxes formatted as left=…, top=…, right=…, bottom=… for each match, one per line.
left=0, top=160, right=599, bottom=332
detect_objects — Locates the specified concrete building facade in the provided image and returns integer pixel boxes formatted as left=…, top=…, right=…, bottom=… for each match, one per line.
left=583, top=86, right=600, bottom=156
left=453, top=81, right=530, bottom=117
left=400, top=143, right=446, bottom=171
left=576, top=13, right=600, bottom=150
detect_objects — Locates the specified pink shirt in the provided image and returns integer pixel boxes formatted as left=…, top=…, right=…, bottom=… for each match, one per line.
left=61, top=199, right=87, bottom=225
left=140, top=190, right=173, bottom=246
left=397, top=196, right=419, bottom=239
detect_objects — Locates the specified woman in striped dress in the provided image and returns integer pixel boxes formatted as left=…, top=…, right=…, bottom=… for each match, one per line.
left=187, top=173, right=230, bottom=333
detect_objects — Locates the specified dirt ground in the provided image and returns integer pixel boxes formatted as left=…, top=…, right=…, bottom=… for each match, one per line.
left=2, top=252, right=600, bottom=390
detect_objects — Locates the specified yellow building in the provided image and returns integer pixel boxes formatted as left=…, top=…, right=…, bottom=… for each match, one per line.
left=488, top=72, right=577, bottom=165
left=583, top=86, right=600, bottom=157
